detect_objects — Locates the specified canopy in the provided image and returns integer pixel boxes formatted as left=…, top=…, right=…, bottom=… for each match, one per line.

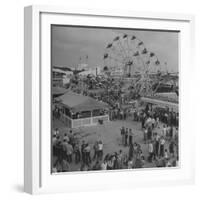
left=53, top=68, right=73, bottom=75
left=155, top=92, right=178, bottom=103
left=53, top=68, right=66, bottom=74
left=141, top=97, right=178, bottom=112
left=57, top=91, right=108, bottom=112
left=52, top=87, right=68, bottom=97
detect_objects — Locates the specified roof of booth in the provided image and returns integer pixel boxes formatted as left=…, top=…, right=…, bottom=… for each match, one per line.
left=141, top=96, right=178, bottom=112
left=57, top=91, right=108, bottom=112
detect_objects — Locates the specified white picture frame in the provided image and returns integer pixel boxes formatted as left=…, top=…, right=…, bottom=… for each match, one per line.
left=24, top=5, right=195, bottom=194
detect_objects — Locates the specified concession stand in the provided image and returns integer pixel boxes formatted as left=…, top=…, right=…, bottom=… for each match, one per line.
left=141, top=94, right=178, bottom=113
left=56, top=91, right=109, bottom=128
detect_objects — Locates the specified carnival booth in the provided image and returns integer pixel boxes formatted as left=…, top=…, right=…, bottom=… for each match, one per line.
left=56, top=91, right=109, bottom=128
left=140, top=95, right=179, bottom=126
left=141, top=94, right=178, bottom=113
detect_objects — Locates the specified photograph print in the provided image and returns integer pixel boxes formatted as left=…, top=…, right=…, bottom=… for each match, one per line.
left=51, top=25, right=179, bottom=173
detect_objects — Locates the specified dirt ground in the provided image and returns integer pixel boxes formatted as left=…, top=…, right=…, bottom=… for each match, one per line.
left=52, top=116, right=174, bottom=171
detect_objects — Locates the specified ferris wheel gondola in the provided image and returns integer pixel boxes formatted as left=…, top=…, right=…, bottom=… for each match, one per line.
left=103, top=33, right=163, bottom=96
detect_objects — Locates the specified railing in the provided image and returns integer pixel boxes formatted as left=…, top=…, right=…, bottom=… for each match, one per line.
left=72, top=115, right=109, bottom=128
left=92, top=115, right=109, bottom=123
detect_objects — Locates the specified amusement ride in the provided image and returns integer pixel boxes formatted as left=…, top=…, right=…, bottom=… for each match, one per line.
left=103, top=33, right=178, bottom=97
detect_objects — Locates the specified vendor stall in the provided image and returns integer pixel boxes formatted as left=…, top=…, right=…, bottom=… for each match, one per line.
left=141, top=96, right=178, bottom=113
left=56, top=91, right=109, bottom=128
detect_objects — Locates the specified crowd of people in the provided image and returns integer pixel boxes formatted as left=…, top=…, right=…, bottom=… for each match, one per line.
left=139, top=104, right=179, bottom=167
left=52, top=103, right=179, bottom=173
left=52, top=128, right=146, bottom=172
left=52, top=74, right=179, bottom=172
left=52, top=128, right=105, bottom=172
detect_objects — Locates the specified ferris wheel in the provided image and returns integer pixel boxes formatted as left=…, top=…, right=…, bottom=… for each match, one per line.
left=103, top=33, right=163, bottom=96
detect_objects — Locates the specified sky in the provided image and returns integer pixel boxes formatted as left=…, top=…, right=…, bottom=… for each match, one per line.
left=51, top=25, right=179, bottom=72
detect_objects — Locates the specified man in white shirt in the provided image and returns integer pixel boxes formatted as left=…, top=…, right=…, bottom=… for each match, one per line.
left=148, top=141, right=154, bottom=162
left=162, top=125, right=167, bottom=137
left=143, top=128, right=148, bottom=144
left=52, top=135, right=57, bottom=146
left=98, top=141, right=103, bottom=160
left=54, top=128, right=59, bottom=137
left=101, top=160, right=107, bottom=170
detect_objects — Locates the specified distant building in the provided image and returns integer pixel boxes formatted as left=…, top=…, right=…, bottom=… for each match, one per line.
left=78, top=64, right=101, bottom=76
left=77, top=63, right=88, bottom=70
left=141, top=93, right=178, bottom=113
left=52, top=69, right=65, bottom=87
left=110, top=67, right=124, bottom=76
left=52, top=68, right=73, bottom=87
left=101, top=66, right=123, bottom=77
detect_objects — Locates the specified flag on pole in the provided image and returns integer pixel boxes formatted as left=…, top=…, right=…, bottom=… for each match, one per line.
left=131, top=35, right=136, bottom=40
left=107, top=43, right=112, bottom=48
left=142, top=48, right=147, bottom=54
left=150, top=52, right=155, bottom=57
left=155, top=60, right=160, bottom=65
left=113, top=36, right=120, bottom=41
left=138, top=41, right=143, bottom=46
left=123, top=34, right=128, bottom=38
left=133, top=51, right=139, bottom=56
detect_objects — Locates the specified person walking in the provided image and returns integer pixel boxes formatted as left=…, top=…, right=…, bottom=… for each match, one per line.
left=81, top=140, right=86, bottom=164
left=164, top=149, right=169, bottom=160
left=143, top=128, right=147, bottom=144
left=93, top=141, right=98, bottom=161
left=85, top=143, right=91, bottom=165
left=147, top=126, right=152, bottom=141
left=159, top=137, right=165, bottom=158
left=125, top=128, right=128, bottom=146
left=74, top=142, right=81, bottom=164
left=61, top=139, right=69, bottom=161
left=118, top=150, right=123, bottom=169
left=120, top=126, right=125, bottom=146
left=128, top=143, right=134, bottom=160
left=148, top=141, right=154, bottom=163
left=128, top=128, right=133, bottom=146
left=155, top=133, right=160, bottom=157
left=162, top=125, right=167, bottom=138
left=66, top=142, right=73, bottom=163
left=97, top=140, right=103, bottom=160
